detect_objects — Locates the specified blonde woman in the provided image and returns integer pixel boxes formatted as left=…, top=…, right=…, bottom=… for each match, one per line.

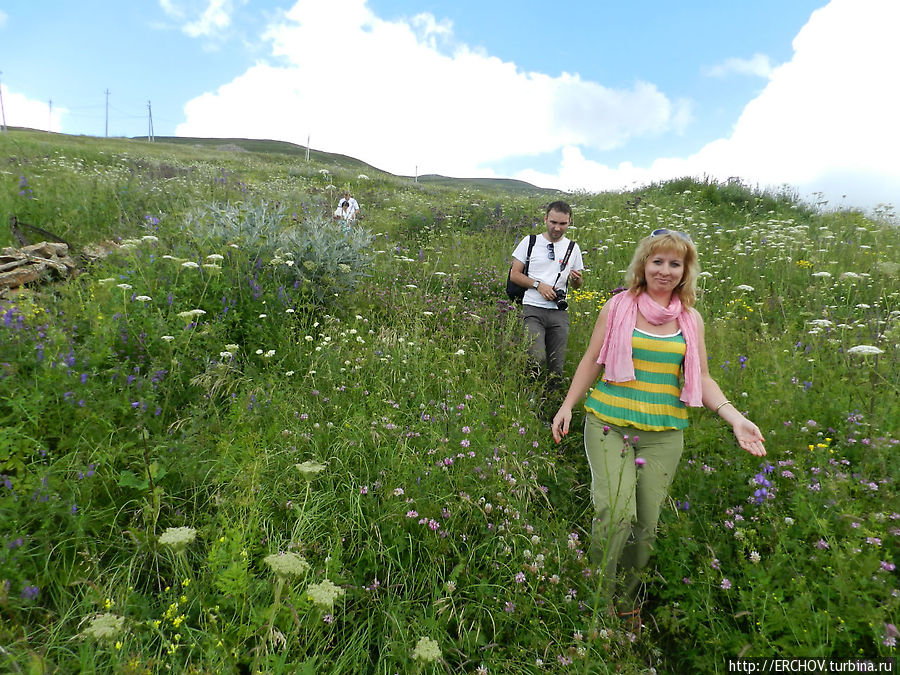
left=551, top=229, right=766, bottom=627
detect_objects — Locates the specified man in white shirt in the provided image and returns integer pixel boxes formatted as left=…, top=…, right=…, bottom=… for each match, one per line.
left=337, top=192, right=360, bottom=220
left=509, top=201, right=584, bottom=388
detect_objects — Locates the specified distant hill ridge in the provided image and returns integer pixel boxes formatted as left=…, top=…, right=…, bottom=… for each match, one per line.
left=153, top=135, right=552, bottom=194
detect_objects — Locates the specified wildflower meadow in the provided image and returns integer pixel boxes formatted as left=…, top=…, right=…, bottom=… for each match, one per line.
left=0, top=129, right=898, bottom=674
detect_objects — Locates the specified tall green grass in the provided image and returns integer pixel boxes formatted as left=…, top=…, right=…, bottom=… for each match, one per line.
left=1, top=129, right=898, bottom=674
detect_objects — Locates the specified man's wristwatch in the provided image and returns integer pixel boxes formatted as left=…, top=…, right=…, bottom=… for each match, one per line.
left=532, top=280, right=540, bottom=289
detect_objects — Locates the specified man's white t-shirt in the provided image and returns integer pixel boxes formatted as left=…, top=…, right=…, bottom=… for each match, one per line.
left=512, top=235, right=584, bottom=309
left=337, top=197, right=360, bottom=218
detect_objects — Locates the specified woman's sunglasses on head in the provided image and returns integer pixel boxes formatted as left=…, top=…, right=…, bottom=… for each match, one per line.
left=651, top=228, right=692, bottom=243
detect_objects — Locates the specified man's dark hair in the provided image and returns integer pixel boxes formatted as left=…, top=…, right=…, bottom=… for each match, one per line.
left=342, top=201, right=350, bottom=208
left=546, top=200, right=572, bottom=218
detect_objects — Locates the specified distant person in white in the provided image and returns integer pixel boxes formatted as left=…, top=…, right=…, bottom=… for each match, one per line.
left=336, top=191, right=359, bottom=220
left=333, top=201, right=352, bottom=222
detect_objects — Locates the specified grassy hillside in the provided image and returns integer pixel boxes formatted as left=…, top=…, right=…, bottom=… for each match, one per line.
left=1, top=128, right=898, bottom=674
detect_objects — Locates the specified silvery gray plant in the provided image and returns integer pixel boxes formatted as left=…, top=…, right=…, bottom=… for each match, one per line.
left=184, top=199, right=375, bottom=304
left=183, top=200, right=289, bottom=259
left=276, top=213, right=376, bottom=303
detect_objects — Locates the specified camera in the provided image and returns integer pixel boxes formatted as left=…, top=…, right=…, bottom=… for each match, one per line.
left=554, top=288, right=568, bottom=310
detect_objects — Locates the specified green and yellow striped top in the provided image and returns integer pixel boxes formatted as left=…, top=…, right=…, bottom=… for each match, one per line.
left=585, top=329, right=690, bottom=431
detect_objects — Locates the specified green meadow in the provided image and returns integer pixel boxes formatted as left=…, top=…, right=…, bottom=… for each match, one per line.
left=1, top=129, right=898, bottom=674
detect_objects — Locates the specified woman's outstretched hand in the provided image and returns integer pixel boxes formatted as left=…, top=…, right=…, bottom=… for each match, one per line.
left=733, top=418, right=767, bottom=456
left=552, top=407, right=572, bottom=444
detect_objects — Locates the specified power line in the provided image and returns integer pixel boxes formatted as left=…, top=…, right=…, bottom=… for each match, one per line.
left=107, top=104, right=145, bottom=119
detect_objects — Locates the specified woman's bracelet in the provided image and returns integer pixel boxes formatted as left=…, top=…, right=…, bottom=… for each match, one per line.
left=714, top=400, right=732, bottom=414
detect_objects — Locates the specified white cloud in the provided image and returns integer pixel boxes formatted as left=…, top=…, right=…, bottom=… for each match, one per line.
left=159, top=0, right=235, bottom=38
left=175, top=0, right=898, bottom=211
left=176, top=0, right=688, bottom=177
left=0, top=10, right=8, bottom=29
left=520, top=0, right=900, bottom=211
left=159, top=0, right=185, bottom=20
left=703, top=53, right=775, bottom=79
left=0, top=85, right=66, bottom=132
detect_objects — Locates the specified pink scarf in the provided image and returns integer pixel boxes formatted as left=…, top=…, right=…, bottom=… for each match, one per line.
left=596, top=290, right=702, bottom=407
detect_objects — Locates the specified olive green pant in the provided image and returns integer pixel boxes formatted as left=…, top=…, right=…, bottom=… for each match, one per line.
left=584, top=413, right=684, bottom=609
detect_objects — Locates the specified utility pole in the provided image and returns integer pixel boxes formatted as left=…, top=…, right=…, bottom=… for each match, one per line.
left=105, top=89, right=110, bottom=137
left=48, top=99, right=52, bottom=132
left=0, top=71, right=7, bottom=133
left=147, top=100, right=154, bottom=142
left=306, top=134, right=310, bottom=162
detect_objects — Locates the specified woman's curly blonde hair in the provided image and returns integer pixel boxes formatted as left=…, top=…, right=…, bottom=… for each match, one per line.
left=625, top=231, right=700, bottom=308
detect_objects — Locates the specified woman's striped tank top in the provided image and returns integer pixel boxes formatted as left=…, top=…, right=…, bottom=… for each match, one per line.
left=585, top=328, right=690, bottom=431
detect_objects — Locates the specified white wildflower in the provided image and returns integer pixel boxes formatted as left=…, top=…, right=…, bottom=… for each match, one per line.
left=98, top=277, right=116, bottom=284
left=158, top=526, right=197, bottom=553
left=161, top=335, right=175, bottom=342
left=134, top=295, right=152, bottom=302
left=734, top=284, right=755, bottom=292
left=358, top=174, right=369, bottom=180
left=225, top=344, right=240, bottom=352
left=412, top=636, right=441, bottom=663
left=264, top=552, right=311, bottom=580
left=177, top=309, right=206, bottom=319
left=82, top=613, right=125, bottom=640
left=181, top=261, right=200, bottom=269
left=847, top=345, right=884, bottom=356
left=206, top=254, right=224, bottom=261
left=116, top=283, right=132, bottom=290
left=811, top=271, right=832, bottom=278
left=296, top=460, right=326, bottom=479
left=306, top=579, right=345, bottom=611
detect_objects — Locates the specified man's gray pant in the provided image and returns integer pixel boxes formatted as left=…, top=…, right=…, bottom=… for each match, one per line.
left=522, top=304, right=570, bottom=378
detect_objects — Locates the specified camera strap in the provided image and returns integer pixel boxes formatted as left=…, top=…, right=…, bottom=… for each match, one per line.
left=552, top=240, right=577, bottom=288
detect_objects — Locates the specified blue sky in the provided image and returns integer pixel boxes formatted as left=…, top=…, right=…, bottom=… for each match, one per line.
left=1, top=0, right=898, bottom=211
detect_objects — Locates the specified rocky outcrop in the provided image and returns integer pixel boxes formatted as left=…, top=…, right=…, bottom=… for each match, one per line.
left=0, top=242, right=78, bottom=290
